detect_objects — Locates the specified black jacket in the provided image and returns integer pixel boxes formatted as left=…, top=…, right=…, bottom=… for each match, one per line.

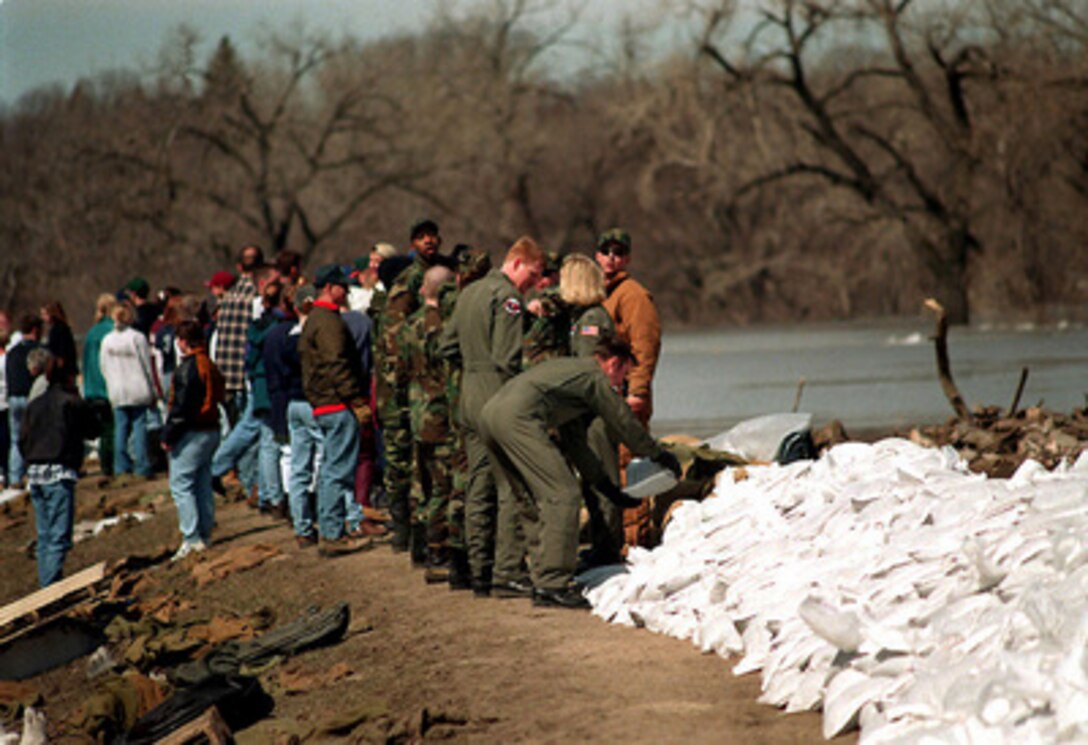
left=19, top=382, right=101, bottom=471
left=46, top=322, right=79, bottom=377
left=162, top=347, right=224, bottom=447
left=5, top=339, right=40, bottom=397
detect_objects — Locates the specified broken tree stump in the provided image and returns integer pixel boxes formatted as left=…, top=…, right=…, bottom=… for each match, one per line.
left=924, top=298, right=973, bottom=423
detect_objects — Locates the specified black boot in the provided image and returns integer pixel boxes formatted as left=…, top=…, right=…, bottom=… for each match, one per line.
left=410, top=523, right=427, bottom=567
left=447, top=549, right=471, bottom=591
left=471, top=566, right=492, bottom=598
left=424, top=546, right=451, bottom=584
left=389, top=500, right=410, bottom=553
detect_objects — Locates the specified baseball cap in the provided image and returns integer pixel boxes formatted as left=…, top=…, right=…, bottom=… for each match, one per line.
left=596, top=228, right=631, bottom=254
left=124, top=277, right=151, bottom=299
left=313, top=264, right=351, bottom=289
left=204, top=270, right=237, bottom=290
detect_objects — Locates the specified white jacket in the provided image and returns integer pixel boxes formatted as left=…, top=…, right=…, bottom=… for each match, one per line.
left=99, top=327, right=158, bottom=407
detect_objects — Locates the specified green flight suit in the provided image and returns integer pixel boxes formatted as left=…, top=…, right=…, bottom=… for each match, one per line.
left=478, top=357, right=663, bottom=591
left=569, top=304, right=624, bottom=562
left=439, top=268, right=527, bottom=585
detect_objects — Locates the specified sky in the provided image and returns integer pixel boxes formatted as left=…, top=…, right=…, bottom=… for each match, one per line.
left=0, top=0, right=666, bottom=105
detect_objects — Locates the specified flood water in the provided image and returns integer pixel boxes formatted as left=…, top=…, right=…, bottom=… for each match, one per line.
left=652, top=320, right=1088, bottom=438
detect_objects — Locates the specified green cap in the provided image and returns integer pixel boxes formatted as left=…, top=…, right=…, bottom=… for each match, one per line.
left=596, top=228, right=631, bottom=253
left=313, top=264, right=350, bottom=289
left=124, top=277, right=150, bottom=299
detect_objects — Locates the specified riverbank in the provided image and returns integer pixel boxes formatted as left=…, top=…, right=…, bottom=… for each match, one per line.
left=0, top=472, right=830, bottom=743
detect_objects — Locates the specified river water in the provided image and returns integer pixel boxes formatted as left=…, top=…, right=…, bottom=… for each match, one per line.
left=652, top=320, right=1088, bottom=438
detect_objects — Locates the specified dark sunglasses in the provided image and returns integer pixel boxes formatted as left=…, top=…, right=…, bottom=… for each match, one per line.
left=597, top=244, right=629, bottom=258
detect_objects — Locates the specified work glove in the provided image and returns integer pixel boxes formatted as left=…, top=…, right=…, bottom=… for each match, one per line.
left=350, top=399, right=373, bottom=427
left=596, top=480, right=641, bottom=510
left=652, top=450, right=683, bottom=479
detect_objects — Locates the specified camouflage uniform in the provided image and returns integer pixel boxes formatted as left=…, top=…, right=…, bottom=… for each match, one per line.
left=437, top=284, right=467, bottom=554
left=522, top=291, right=570, bottom=367
left=405, top=301, right=455, bottom=557
left=376, top=256, right=433, bottom=548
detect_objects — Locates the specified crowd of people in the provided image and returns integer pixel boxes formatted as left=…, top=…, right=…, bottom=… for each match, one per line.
left=0, top=220, right=681, bottom=609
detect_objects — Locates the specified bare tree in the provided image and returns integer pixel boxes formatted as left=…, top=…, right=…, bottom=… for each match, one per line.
left=688, top=0, right=1016, bottom=323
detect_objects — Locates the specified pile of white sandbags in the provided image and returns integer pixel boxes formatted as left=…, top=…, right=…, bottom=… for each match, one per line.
left=587, top=439, right=1088, bottom=742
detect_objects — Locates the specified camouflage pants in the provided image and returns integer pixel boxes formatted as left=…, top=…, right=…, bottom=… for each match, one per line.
left=380, top=407, right=413, bottom=527
left=447, top=432, right=468, bottom=551
left=412, top=439, right=452, bottom=549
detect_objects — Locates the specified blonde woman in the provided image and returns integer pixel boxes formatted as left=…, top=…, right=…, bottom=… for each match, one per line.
left=560, top=254, right=625, bottom=569
left=523, top=253, right=616, bottom=365
left=559, top=254, right=615, bottom=358
left=83, top=294, right=118, bottom=477
left=99, top=304, right=158, bottom=480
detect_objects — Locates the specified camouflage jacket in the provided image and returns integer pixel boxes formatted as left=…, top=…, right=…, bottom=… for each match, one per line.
left=375, top=256, right=432, bottom=415
left=522, top=290, right=570, bottom=367
left=406, top=304, right=451, bottom=443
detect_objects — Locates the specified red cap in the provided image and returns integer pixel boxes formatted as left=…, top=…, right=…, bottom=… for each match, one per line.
left=204, top=270, right=237, bottom=290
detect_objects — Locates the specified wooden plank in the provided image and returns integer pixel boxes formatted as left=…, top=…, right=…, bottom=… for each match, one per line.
left=0, top=562, right=107, bottom=629
left=154, top=706, right=232, bottom=745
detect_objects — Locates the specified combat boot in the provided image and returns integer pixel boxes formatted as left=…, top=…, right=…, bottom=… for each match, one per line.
left=471, top=567, right=492, bottom=598
left=389, top=500, right=410, bottom=553
left=447, top=549, right=471, bottom=591
left=532, top=586, right=590, bottom=610
left=423, top=546, right=450, bottom=585
left=410, top=523, right=427, bottom=567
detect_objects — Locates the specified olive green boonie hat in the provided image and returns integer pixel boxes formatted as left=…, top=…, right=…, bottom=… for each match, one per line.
left=596, top=228, right=631, bottom=253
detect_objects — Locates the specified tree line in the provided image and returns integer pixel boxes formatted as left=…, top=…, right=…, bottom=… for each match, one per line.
left=1, top=0, right=1086, bottom=328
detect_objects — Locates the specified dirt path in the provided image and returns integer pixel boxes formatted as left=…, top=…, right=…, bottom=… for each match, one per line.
left=0, top=478, right=835, bottom=743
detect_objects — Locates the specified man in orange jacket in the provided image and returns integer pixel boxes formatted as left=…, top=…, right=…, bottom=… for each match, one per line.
left=595, top=228, right=663, bottom=549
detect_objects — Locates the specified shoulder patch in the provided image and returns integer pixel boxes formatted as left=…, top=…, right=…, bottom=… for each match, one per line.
left=503, top=297, right=522, bottom=317
left=580, top=324, right=599, bottom=337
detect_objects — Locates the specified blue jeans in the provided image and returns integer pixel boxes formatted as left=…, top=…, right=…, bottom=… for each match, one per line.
left=287, top=400, right=321, bottom=537
left=169, top=429, right=220, bottom=544
left=30, top=479, right=75, bottom=587
left=257, top=414, right=284, bottom=507
left=314, top=409, right=358, bottom=540
left=114, top=405, right=151, bottom=477
left=7, top=396, right=27, bottom=484
left=212, top=392, right=260, bottom=484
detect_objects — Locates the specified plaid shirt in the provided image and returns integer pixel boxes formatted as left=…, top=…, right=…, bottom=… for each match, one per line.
left=213, top=275, right=257, bottom=393
left=27, top=463, right=79, bottom=485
